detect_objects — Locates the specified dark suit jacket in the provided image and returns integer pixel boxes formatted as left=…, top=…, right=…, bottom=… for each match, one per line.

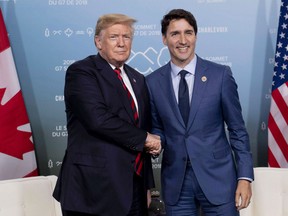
left=53, top=54, right=154, bottom=216
left=146, top=56, right=254, bottom=206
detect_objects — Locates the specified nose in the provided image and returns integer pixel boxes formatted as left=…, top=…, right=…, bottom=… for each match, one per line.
left=118, top=36, right=125, bottom=46
left=179, top=33, right=186, bottom=44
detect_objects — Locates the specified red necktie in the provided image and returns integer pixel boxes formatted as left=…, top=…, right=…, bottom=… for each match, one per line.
left=114, top=68, right=143, bottom=176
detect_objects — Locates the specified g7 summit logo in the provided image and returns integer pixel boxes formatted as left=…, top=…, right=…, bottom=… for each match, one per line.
left=127, top=47, right=170, bottom=76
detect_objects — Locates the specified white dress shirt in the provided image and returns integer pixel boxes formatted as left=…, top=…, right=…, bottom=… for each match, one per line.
left=110, top=64, right=139, bottom=112
left=170, top=56, right=197, bottom=104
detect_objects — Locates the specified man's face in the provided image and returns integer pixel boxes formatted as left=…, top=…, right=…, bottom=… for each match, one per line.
left=163, top=19, right=197, bottom=68
left=95, top=24, right=133, bottom=67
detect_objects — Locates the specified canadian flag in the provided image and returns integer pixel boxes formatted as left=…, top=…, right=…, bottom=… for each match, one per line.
left=0, top=9, right=38, bottom=180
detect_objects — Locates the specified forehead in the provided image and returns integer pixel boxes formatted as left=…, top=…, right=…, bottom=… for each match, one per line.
left=102, top=23, right=132, bottom=34
left=167, top=19, right=194, bottom=32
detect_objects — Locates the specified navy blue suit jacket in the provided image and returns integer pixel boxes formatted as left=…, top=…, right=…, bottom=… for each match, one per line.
left=53, top=54, right=154, bottom=215
left=146, top=56, right=254, bottom=205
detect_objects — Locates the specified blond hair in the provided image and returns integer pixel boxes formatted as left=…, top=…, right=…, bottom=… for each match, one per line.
left=95, top=14, right=137, bottom=37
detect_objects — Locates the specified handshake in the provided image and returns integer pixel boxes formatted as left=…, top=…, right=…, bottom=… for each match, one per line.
left=144, top=132, right=162, bottom=156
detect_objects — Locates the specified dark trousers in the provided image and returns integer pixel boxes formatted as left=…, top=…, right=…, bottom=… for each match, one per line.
left=62, top=211, right=94, bottom=216
left=127, top=173, right=146, bottom=216
left=62, top=174, right=146, bottom=216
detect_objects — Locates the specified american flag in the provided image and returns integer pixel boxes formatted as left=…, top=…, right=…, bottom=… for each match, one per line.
left=268, top=1, right=288, bottom=168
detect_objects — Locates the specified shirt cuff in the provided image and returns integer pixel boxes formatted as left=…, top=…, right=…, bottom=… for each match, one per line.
left=238, top=177, right=253, bottom=182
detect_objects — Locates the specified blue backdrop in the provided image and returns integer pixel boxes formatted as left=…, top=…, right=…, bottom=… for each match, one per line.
left=0, top=0, right=280, bottom=194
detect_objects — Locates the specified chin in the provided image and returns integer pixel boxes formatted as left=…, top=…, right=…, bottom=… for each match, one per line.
left=118, top=57, right=129, bottom=62
left=177, top=57, right=189, bottom=62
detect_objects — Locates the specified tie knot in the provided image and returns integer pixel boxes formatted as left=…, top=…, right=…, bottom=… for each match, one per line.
left=114, top=68, right=121, bottom=75
left=179, top=70, right=189, bottom=78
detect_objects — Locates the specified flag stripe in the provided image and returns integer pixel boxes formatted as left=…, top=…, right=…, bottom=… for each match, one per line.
left=272, top=85, right=288, bottom=124
left=0, top=47, right=21, bottom=105
left=268, top=147, right=280, bottom=167
left=268, top=112, right=288, bottom=162
left=268, top=126, right=288, bottom=168
left=0, top=10, right=10, bottom=52
left=270, top=86, right=288, bottom=146
left=24, top=169, right=38, bottom=178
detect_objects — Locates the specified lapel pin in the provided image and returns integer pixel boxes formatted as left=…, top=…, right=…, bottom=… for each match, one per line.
left=201, top=76, right=207, bottom=82
left=133, top=78, right=136, bottom=83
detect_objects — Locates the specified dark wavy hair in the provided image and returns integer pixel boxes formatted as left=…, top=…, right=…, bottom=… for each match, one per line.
left=161, top=9, right=198, bottom=36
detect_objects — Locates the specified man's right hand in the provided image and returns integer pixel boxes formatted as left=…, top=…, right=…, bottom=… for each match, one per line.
left=145, top=133, right=162, bottom=155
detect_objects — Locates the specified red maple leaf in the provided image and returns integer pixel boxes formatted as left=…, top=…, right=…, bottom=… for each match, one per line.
left=0, top=88, right=34, bottom=160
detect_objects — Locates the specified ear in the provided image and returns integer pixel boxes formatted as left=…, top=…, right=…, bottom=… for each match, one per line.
left=95, top=36, right=102, bottom=50
left=162, top=35, right=167, bottom=46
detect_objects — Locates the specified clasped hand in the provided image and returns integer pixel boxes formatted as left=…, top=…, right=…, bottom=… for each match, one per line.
left=145, top=133, right=162, bottom=155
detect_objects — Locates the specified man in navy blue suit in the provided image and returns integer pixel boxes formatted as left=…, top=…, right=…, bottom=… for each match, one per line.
left=53, top=13, right=161, bottom=216
left=146, top=9, right=254, bottom=216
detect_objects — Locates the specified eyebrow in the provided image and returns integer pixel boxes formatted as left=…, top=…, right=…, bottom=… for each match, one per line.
left=169, top=29, right=194, bottom=34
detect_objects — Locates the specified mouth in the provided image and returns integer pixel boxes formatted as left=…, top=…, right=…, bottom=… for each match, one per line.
left=177, top=46, right=189, bottom=52
left=116, top=50, right=127, bottom=54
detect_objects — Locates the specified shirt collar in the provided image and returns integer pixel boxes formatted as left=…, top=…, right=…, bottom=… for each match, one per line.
left=109, top=63, right=124, bottom=73
left=170, top=55, right=197, bottom=78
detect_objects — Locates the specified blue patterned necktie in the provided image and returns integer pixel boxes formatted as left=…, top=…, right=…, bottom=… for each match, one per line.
left=178, top=70, right=190, bottom=126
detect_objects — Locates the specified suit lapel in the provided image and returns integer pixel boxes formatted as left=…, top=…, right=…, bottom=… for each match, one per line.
left=187, top=57, right=208, bottom=131
left=94, top=55, right=135, bottom=123
left=158, top=64, right=186, bottom=128
left=124, top=65, right=142, bottom=122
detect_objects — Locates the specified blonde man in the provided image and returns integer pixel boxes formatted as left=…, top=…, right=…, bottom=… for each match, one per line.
left=53, top=14, right=161, bottom=216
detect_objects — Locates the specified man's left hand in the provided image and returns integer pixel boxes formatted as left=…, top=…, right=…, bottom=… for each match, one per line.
left=235, top=179, right=252, bottom=211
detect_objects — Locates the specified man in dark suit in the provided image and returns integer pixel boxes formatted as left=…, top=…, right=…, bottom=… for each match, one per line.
left=53, top=13, right=161, bottom=216
left=146, top=9, right=254, bottom=216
